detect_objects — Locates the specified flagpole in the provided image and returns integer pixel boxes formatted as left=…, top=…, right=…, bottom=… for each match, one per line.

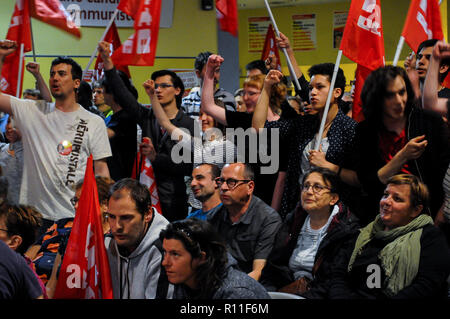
left=16, top=43, right=25, bottom=98
left=29, top=15, right=37, bottom=62
left=392, top=36, right=405, bottom=66
left=83, top=9, right=119, bottom=78
left=314, top=50, right=343, bottom=151
left=263, top=0, right=302, bottom=92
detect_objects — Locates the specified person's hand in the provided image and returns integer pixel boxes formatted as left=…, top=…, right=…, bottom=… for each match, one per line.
left=205, top=54, right=224, bottom=78
left=276, top=32, right=291, bottom=50
left=26, top=62, right=41, bottom=77
left=143, top=79, right=155, bottom=96
left=140, top=137, right=156, bottom=162
left=97, top=41, right=114, bottom=70
left=265, top=53, right=278, bottom=71
left=403, top=51, right=416, bottom=71
left=399, top=135, right=427, bottom=161
left=263, top=69, right=283, bottom=89
left=432, top=41, right=450, bottom=61
left=0, top=40, right=17, bottom=61
left=308, top=149, right=332, bottom=170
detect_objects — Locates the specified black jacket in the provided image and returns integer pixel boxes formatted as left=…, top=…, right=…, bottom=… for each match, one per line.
left=355, top=107, right=450, bottom=221
left=104, top=68, right=195, bottom=221
left=260, top=201, right=360, bottom=299
left=329, top=224, right=450, bottom=299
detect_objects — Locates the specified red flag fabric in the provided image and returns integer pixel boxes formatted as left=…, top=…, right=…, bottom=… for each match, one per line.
left=340, top=0, right=385, bottom=122
left=131, top=151, right=162, bottom=215
left=401, top=0, right=443, bottom=53
left=93, top=22, right=130, bottom=82
left=112, top=0, right=162, bottom=66
left=0, top=0, right=32, bottom=97
left=216, top=0, right=238, bottom=37
left=53, top=155, right=113, bottom=299
left=29, top=0, right=81, bottom=38
left=261, top=24, right=282, bottom=72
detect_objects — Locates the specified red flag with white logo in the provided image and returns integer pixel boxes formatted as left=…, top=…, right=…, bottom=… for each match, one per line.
left=216, top=0, right=238, bottom=37
left=0, top=0, right=32, bottom=97
left=112, top=0, right=162, bottom=66
left=261, top=24, right=281, bottom=71
left=131, top=150, right=162, bottom=215
left=93, top=22, right=130, bottom=82
left=340, top=0, right=385, bottom=122
left=401, top=0, right=443, bottom=53
left=29, top=0, right=81, bottom=38
left=53, top=155, right=113, bottom=299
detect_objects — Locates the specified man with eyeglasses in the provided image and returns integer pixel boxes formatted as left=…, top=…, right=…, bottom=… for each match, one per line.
left=208, top=162, right=282, bottom=282
left=99, top=41, right=196, bottom=222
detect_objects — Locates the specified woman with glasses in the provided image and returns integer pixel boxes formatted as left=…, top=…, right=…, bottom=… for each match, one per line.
left=260, top=167, right=360, bottom=298
left=159, top=218, right=270, bottom=299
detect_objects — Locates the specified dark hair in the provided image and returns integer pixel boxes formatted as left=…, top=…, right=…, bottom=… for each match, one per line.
left=308, top=63, right=346, bottom=101
left=195, top=51, right=212, bottom=72
left=417, top=39, right=450, bottom=82
left=75, top=176, right=115, bottom=205
left=0, top=176, right=8, bottom=200
left=23, top=89, right=42, bottom=99
left=361, top=66, right=416, bottom=125
left=194, top=163, right=221, bottom=180
left=51, top=56, right=82, bottom=81
left=417, top=39, right=438, bottom=55
left=245, top=60, right=268, bottom=75
left=109, top=178, right=151, bottom=216
left=151, top=70, right=185, bottom=108
left=92, top=81, right=103, bottom=90
left=0, top=204, right=42, bottom=254
left=76, top=81, right=93, bottom=110
left=101, top=70, right=138, bottom=103
left=301, top=166, right=341, bottom=194
left=159, top=218, right=228, bottom=298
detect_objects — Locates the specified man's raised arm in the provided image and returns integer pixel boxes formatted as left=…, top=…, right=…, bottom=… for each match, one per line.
left=0, top=40, right=18, bottom=115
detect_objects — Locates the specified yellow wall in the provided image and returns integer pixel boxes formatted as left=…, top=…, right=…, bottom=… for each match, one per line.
left=238, top=0, right=448, bottom=91
left=1, top=0, right=218, bottom=101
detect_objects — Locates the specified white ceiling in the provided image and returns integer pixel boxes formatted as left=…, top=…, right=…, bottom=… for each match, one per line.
left=237, top=0, right=350, bottom=9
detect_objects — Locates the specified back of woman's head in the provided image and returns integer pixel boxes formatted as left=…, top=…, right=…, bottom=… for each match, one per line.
left=160, top=218, right=228, bottom=298
left=0, top=204, right=42, bottom=254
left=386, top=174, right=430, bottom=214
left=361, top=66, right=416, bottom=125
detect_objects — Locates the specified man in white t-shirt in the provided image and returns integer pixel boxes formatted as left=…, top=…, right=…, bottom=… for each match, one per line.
left=0, top=40, right=111, bottom=232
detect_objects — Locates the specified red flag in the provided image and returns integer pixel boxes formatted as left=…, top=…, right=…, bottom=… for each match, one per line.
left=53, top=155, right=113, bottom=299
left=93, top=22, right=130, bottom=82
left=29, top=0, right=81, bottom=38
left=261, top=24, right=281, bottom=72
left=0, top=0, right=32, bottom=97
left=340, top=0, right=385, bottom=122
left=216, top=0, right=238, bottom=37
left=401, top=0, right=443, bottom=53
left=131, top=151, right=162, bottom=215
left=112, top=0, right=162, bottom=66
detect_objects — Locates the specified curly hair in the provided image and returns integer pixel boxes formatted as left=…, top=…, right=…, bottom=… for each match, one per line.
left=243, top=74, right=287, bottom=114
left=159, top=218, right=228, bottom=299
left=0, top=204, right=42, bottom=254
left=361, top=66, right=416, bottom=126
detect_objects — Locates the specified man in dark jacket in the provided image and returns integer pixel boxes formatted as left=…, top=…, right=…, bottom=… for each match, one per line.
left=98, top=41, right=195, bottom=222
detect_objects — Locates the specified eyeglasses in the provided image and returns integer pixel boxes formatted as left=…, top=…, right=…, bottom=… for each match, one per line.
left=70, top=196, right=79, bottom=206
left=416, top=53, right=431, bottom=61
left=154, top=83, right=174, bottom=89
left=0, top=228, right=9, bottom=234
left=215, top=177, right=251, bottom=189
left=242, top=90, right=260, bottom=97
left=301, top=183, right=331, bottom=194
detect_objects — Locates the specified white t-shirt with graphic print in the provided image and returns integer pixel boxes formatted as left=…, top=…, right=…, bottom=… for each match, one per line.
left=10, top=97, right=111, bottom=221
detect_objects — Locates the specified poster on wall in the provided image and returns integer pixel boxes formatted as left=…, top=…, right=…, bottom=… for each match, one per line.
left=292, top=14, right=316, bottom=51
left=247, top=17, right=271, bottom=53
left=333, top=11, right=348, bottom=49
left=59, top=0, right=173, bottom=28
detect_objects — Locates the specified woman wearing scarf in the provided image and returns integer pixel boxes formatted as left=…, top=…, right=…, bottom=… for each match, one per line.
left=330, top=174, right=450, bottom=298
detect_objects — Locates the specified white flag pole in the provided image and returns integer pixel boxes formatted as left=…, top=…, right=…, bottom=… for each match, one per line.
left=314, top=50, right=343, bottom=151
left=82, top=8, right=119, bottom=78
left=392, top=36, right=405, bottom=66
left=263, top=0, right=302, bottom=92
left=16, top=43, right=25, bottom=98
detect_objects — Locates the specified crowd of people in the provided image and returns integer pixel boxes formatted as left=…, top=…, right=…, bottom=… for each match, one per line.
left=0, top=31, right=449, bottom=300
